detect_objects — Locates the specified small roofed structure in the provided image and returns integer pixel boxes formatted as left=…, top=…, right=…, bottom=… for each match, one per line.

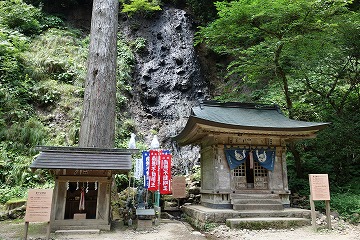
left=174, top=101, right=329, bottom=209
left=30, top=146, right=137, bottom=231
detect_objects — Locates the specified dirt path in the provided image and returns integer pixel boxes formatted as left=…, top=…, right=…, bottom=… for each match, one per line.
left=0, top=219, right=359, bottom=240
left=207, top=224, right=360, bottom=240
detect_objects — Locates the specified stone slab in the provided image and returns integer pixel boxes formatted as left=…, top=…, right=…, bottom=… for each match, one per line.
left=182, top=205, right=313, bottom=230
left=226, top=217, right=310, bottom=229
left=136, top=219, right=154, bottom=230
left=55, top=229, right=100, bottom=235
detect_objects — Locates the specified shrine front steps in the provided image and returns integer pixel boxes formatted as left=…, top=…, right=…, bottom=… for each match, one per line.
left=182, top=205, right=312, bottom=230
left=231, top=193, right=284, bottom=211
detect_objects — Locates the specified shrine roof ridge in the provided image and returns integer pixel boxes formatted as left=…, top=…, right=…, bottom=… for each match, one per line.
left=35, top=146, right=139, bottom=154
left=198, top=101, right=281, bottom=111
left=30, top=146, right=136, bottom=171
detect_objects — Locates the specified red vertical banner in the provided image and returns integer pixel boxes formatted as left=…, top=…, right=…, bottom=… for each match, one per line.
left=160, top=152, right=172, bottom=195
left=148, top=150, right=159, bottom=191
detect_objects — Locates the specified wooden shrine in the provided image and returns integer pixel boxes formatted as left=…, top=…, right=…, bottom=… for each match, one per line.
left=174, top=101, right=329, bottom=209
left=30, top=146, right=136, bottom=231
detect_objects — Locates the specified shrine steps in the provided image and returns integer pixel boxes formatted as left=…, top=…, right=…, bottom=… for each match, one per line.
left=231, top=193, right=284, bottom=211
left=182, top=205, right=312, bottom=230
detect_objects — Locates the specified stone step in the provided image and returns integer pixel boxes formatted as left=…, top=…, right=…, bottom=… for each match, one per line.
left=231, top=209, right=310, bottom=218
left=233, top=203, right=284, bottom=211
left=226, top=217, right=310, bottom=229
left=232, top=198, right=282, bottom=205
left=55, top=229, right=100, bottom=235
left=231, top=193, right=281, bottom=199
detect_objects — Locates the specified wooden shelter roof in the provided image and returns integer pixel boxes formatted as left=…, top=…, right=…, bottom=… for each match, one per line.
left=30, top=146, right=137, bottom=172
left=173, top=101, right=330, bottom=145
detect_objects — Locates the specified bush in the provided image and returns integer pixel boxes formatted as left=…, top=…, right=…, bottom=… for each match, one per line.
left=0, top=0, right=42, bottom=36
left=121, top=0, right=162, bottom=16
left=31, top=80, right=62, bottom=107
left=331, top=193, right=360, bottom=223
left=0, top=185, right=27, bottom=204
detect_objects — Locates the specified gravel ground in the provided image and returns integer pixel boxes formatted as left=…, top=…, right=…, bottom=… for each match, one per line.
left=0, top=216, right=359, bottom=240
left=207, top=222, right=360, bottom=240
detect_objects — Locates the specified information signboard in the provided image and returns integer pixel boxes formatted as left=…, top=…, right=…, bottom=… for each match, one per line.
left=308, top=174, right=331, bottom=230
left=25, top=189, right=53, bottom=222
left=172, top=176, right=186, bottom=198
left=309, top=174, right=330, bottom=201
left=24, top=189, right=53, bottom=240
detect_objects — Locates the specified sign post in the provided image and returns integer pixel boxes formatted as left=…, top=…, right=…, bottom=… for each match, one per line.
left=309, top=174, right=331, bottom=230
left=172, top=176, right=187, bottom=199
left=24, top=189, right=53, bottom=240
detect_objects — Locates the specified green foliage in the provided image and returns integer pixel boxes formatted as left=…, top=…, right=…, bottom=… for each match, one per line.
left=31, top=80, right=62, bottom=107
left=23, top=28, right=88, bottom=86
left=0, top=185, right=26, bottom=204
left=196, top=0, right=358, bottom=115
left=0, top=0, right=63, bottom=34
left=311, top=110, right=360, bottom=188
left=114, top=174, right=130, bottom=192
left=129, top=37, right=147, bottom=53
left=331, top=193, right=360, bottom=223
left=1, top=117, right=47, bottom=154
left=185, top=0, right=218, bottom=24
left=191, top=165, right=201, bottom=182
left=121, top=0, right=162, bottom=16
left=116, top=36, right=136, bottom=108
left=203, top=221, right=217, bottom=231
left=0, top=0, right=84, bottom=202
left=0, top=0, right=42, bottom=35
left=201, top=1, right=360, bottom=220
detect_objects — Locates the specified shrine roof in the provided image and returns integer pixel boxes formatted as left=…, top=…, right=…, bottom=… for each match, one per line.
left=173, top=101, right=330, bottom=145
left=30, top=146, right=137, bottom=172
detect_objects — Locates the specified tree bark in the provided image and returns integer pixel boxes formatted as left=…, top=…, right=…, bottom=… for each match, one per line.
left=79, top=0, right=119, bottom=148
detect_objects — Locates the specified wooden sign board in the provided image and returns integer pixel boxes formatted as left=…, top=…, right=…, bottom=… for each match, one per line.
left=24, top=189, right=53, bottom=222
left=309, top=174, right=330, bottom=201
left=172, top=176, right=186, bottom=198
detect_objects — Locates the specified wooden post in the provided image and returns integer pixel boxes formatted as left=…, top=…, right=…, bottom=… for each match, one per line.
left=24, top=221, right=50, bottom=240
left=309, top=195, right=316, bottom=229
left=46, top=222, right=51, bottom=240
left=325, top=200, right=331, bottom=230
left=24, top=222, right=29, bottom=240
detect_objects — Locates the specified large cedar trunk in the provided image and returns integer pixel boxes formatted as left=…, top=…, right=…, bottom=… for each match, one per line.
left=79, top=0, right=119, bottom=148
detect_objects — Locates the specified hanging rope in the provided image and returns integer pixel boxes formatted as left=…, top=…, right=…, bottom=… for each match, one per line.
left=79, top=187, right=85, bottom=211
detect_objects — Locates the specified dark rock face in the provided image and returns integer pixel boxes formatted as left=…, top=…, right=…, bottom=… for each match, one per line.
left=119, top=7, right=209, bottom=173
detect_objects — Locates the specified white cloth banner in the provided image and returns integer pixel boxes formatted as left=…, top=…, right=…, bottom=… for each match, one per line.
left=134, top=158, right=143, bottom=180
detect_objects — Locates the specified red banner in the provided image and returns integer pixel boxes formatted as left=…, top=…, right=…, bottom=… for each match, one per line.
left=160, top=152, right=172, bottom=195
left=148, top=150, right=159, bottom=191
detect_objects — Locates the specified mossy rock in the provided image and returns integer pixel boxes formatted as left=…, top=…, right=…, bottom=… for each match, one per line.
left=5, top=199, right=26, bottom=211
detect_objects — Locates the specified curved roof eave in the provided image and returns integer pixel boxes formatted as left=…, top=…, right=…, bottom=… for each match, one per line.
left=173, top=116, right=330, bottom=145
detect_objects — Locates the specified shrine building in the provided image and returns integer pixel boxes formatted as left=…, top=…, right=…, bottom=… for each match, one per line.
left=30, top=146, right=136, bottom=231
left=173, top=101, right=329, bottom=209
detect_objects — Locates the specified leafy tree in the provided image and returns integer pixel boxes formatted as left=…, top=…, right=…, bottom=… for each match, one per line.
left=196, top=0, right=359, bottom=177
left=196, top=0, right=357, bottom=115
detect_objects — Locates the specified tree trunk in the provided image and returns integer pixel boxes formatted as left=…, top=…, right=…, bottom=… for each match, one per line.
left=288, top=142, right=303, bottom=178
left=79, top=0, right=119, bottom=148
left=274, top=42, right=302, bottom=175
left=274, top=42, right=293, bottom=118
